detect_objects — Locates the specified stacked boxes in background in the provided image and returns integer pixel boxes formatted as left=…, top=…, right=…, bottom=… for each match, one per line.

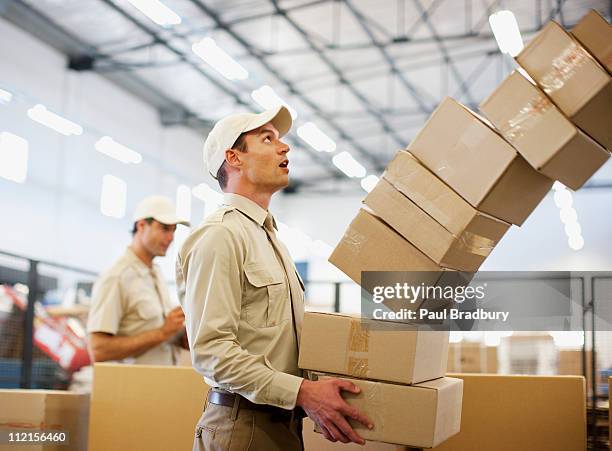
left=299, top=312, right=463, bottom=448
left=447, top=342, right=498, bottom=374
left=0, top=389, right=90, bottom=451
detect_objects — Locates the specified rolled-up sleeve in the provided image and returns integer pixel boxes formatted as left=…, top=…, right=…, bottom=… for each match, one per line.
left=177, top=224, right=303, bottom=409
left=87, top=275, right=123, bottom=335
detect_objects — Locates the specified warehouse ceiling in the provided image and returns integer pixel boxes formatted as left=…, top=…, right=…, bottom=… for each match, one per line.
left=2, top=0, right=610, bottom=193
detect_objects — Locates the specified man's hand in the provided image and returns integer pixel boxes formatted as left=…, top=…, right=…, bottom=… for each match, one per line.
left=160, top=306, right=185, bottom=340
left=296, top=378, right=373, bottom=445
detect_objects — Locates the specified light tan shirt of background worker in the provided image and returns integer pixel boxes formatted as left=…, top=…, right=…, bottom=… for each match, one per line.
left=177, top=105, right=373, bottom=448
left=87, top=196, right=190, bottom=365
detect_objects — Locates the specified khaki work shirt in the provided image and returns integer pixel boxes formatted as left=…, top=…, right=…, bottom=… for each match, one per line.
left=87, top=247, right=178, bottom=365
left=176, top=193, right=305, bottom=410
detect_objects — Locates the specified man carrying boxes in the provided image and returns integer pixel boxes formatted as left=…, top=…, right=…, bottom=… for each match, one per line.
left=177, top=106, right=372, bottom=450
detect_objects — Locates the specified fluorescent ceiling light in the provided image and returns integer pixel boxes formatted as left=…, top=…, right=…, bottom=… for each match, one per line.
left=0, top=88, right=12, bottom=104
left=297, top=122, right=335, bottom=152
left=176, top=184, right=192, bottom=223
left=553, top=189, right=572, bottom=209
left=332, top=151, right=366, bottom=178
left=127, top=0, right=181, bottom=27
left=564, top=221, right=582, bottom=238
left=489, top=10, right=524, bottom=57
left=0, top=132, right=28, bottom=183
left=27, top=104, right=83, bottom=136
left=100, top=174, right=127, bottom=219
left=192, top=37, right=248, bottom=81
left=559, top=207, right=577, bottom=224
left=360, top=174, right=379, bottom=193
left=251, top=85, right=298, bottom=119
left=95, top=136, right=142, bottom=164
left=568, top=234, right=584, bottom=251
left=552, top=181, right=566, bottom=191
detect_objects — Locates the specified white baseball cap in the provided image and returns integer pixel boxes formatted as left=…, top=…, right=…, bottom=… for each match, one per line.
left=132, top=196, right=190, bottom=227
left=203, top=105, right=292, bottom=179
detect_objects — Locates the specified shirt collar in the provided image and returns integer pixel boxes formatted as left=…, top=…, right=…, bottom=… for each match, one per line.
left=222, top=193, right=276, bottom=229
left=125, top=247, right=153, bottom=277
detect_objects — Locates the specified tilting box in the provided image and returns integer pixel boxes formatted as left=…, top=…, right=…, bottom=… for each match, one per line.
left=572, top=9, right=612, bottom=74
left=480, top=70, right=609, bottom=190
left=365, top=151, right=510, bottom=271
left=516, top=21, right=612, bottom=151
left=407, top=97, right=553, bottom=225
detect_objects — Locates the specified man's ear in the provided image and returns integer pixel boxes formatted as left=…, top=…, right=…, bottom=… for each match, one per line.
left=136, top=219, right=147, bottom=234
left=225, top=148, right=243, bottom=169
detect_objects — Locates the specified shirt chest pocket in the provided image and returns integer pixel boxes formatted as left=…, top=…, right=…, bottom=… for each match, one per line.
left=243, top=265, right=290, bottom=328
left=134, top=298, right=163, bottom=321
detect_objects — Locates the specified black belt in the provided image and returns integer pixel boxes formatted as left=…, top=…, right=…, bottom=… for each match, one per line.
left=207, top=390, right=304, bottom=421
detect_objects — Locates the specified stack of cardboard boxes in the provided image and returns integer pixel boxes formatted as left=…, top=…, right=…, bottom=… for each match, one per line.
left=299, top=312, right=463, bottom=448
left=301, top=10, right=611, bottom=449
left=447, top=342, right=498, bottom=374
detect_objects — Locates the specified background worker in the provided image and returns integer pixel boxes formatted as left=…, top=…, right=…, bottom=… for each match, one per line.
left=87, top=195, right=190, bottom=365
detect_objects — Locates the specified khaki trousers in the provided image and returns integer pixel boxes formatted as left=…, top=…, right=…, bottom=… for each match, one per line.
left=193, top=401, right=304, bottom=451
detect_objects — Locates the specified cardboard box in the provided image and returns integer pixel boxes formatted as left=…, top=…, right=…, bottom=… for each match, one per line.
left=303, top=417, right=405, bottom=451
left=0, top=389, right=89, bottom=451
left=572, top=9, right=612, bottom=74
left=299, top=312, right=449, bottom=384
left=330, top=208, right=440, bottom=284
left=432, top=374, right=586, bottom=451
left=311, top=373, right=463, bottom=449
left=480, top=71, right=609, bottom=190
left=407, top=97, right=553, bottom=225
left=447, top=342, right=498, bottom=374
left=558, top=349, right=593, bottom=394
left=365, top=151, right=510, bottom=271
left=516, top=21, right=612, bottom=151
left=329, top=208, right=473, bottom=312
left=88, top=363, right=208, bottom=451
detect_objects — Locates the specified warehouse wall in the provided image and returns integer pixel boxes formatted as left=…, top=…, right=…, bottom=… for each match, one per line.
left=2, top=13, right=612, bottom=285
left=0, top=17, right=213, bottom=281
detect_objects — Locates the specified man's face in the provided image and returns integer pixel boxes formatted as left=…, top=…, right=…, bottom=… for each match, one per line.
left=140, top=220, right=176, bottom=257
left=238, top=122, right=290, bottom=192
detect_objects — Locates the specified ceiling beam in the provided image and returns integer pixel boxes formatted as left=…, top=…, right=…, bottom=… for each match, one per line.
left=186, top=0, right=386, bottom=174
left=1, top=0, right=213, bottom=133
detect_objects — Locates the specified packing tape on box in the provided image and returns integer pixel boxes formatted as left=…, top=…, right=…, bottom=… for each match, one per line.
left=343, top=228, right=366, bottom=256
left=499, top=94, right=553, bottom=143
left=433, top=121, right=489, bottom=179
left=390, top=178, right=453, bottom=228
left=540, top=41, right=589, bottom=95
left=346, top=319, right=370, bottom=378
left=456, top=231, right=497, bottom=257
